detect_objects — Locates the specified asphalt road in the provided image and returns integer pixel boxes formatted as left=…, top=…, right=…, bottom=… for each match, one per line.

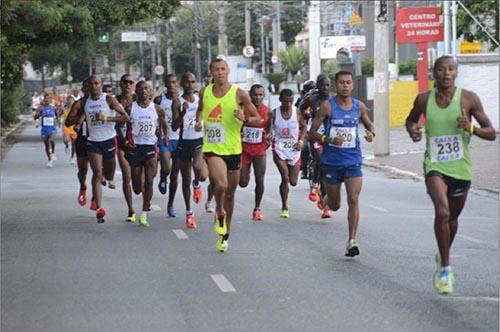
left=1, top=124, right=498, bottom=332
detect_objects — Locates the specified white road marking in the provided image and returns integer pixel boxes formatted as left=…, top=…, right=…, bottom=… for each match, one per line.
left=456, top=234, right=487, bottom=244
left=150, top=204, right=161, bottom=211
left=443, top=296, right=499, bottom=302
left=172, top=229, right=188, bottom=239
left=367, top=204, right=388, bottom=213
left=211, top=274, right=237, bottom=293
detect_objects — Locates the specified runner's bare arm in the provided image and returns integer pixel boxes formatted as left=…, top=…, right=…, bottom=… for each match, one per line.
left=237, top=89, right=261, bottom=126
left=294, top=108, right=307, bottom=150
left=171, top=98, right=184, bottom=131
left=405, top=92, right=428, bottom=142
left=460, top=90, right=496, bottom=141
left=194, top=87, right=205, bottom=131
left=153, top=95, right=161, bottom=105
left=359, top=102, right=375, bottom=142
left=308, top=100, right=331, bottom=143
left=156, top=105, right=169, bottom=145
left=98, top=95, right=130, bottom=123
left=265, top=108, right=275, bottom=148
left=65, top=99, right=84, bottom=126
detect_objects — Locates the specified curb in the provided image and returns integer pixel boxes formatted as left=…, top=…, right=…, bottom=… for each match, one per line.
left=364, top=160, right=499, bottom=199
left=0, top=117, right=28, bottom=143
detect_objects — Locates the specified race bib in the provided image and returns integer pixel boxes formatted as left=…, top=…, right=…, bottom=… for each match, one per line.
left=133, top=121, right=155, bottom=137
left=42, top=117, right=55, bottom=126
left=88, top=112, right=104, bottom=126
left=329, top=126, right=356, bottom=148
left=430, top=135, right=464, bottom=162
left=167, top=114, right=173, bottom=126
left=278, top=137, right=296, bottom=151
left=184, top=115, right=196, bottom=130
left=242, top=126, right=263, bottom=143
left=205, top=124, right=226, bottom=143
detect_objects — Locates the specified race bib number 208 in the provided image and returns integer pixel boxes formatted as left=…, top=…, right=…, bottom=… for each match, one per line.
left=205, top=124, right=226, bottom=143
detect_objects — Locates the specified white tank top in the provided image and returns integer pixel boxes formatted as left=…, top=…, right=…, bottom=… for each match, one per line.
left=179, top=94, right=202, bottom=140
left=160, top=93, right=180, bottom=140
left=85, top=94, right=116, bottom=142
left=273, top=106, right=299, bottom=160
left=130, top=101, right=158, bottom=145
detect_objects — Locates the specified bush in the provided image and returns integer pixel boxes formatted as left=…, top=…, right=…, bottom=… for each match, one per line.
left=1, top=84, right=28, bottom=127
left=264, top=72, right=287, bottom=94
left=399, top=58, right=417, bottom=76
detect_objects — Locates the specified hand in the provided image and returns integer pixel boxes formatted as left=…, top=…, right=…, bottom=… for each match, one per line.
left=294, top=140, right=304, bottom=151
left=364, top=129, right=374, bottom=143
left=330, top=134, right=344, bottom=146
left=233, top=108, right=245, bottom=122
left=456, top=108, right=470, bottom=131
left=162, top=136, right=168, bottom=146
left=265, top=134, right=273, bottom=149
left=194, top=120, right=203, bottom=132
left=181, top=101, right=189, bottom=116
left=409, top=125, right=422, bottom=142
left=96, top=112, right=107, bottom=122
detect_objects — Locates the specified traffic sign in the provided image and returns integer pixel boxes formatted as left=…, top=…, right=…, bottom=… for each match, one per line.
left=154, top=65, right=165, bottom=76
left=242, top=45, right=255, bottom=58
left=271, top=55, right=279, bottom=64
left=98, top=31, right=109, bottom=43
left=66, top=75, right=73, bottom=82
left=121, top=31, right=147, bottom=42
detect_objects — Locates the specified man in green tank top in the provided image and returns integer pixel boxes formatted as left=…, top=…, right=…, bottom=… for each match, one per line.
left=195, top=58, right=261, bottom=252
left=406, top=56, right=496, bottom=294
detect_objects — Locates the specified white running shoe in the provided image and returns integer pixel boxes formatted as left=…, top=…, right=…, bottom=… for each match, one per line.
left=50, top=154, right=57, bottom=161
left=47, top=160, right=53, bottom=168
left=205, top=201, right=215, bottom=213
left=70, top=157, right=76, bottom=165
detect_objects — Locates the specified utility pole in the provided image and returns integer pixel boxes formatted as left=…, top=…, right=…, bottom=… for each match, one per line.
left=373, top=0, right=390, bottom=156
left=259, top=14, right=266, bottom=75
left=443, top=1, right=450, bottom=55
left=451, top=1, right=458, bottom=57
left=156, top=23, right=162, bottom=88
left=151, top=23, right=156, bottom=89
left=217, top=1, right=228, bottom=57
left=394, top=0, right=400, bottom=79
left=193, top=5, right=202, bottom=82
left=308, top=1, right=320, bottom=81
left=245, top=1, right=253, bottom=87
left=165, top=19, right=172, bottom=75
left=139, top=23, right=145, bottom=79
left=272, top=0, right=282, bottom=72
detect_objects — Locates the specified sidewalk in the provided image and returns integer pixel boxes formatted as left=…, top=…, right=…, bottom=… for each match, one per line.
left=362, top=127, right=499, bottom=196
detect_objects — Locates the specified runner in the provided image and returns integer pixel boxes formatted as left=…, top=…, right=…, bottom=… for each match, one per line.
left=34, top=93, right=59, bottom=167
left=127, top=81, right=168, bottom=227
left=66, top=79, right=90, bottom=207
left=308, top=70, right=375, bottom=257
left=62, top=95, right=77, bottom=164
left=239, top=84, right=270, bottom=221
left=154, top=73, right=181, bottom=218
left=102, top=84, right=114, bottom=97
left=172, top=72, right=208, bottom=229
left=195, top=58, right=261, bottom=252
left=66, top=75, right=130, bottom=223
left=405, top=56, right=496, bottom=294
left=269, top=88, right=307, bottom=218
left=115, top=74, right=136, bottom=222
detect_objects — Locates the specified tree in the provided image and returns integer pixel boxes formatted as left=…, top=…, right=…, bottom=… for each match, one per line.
left=279, top=45, right=308, bottom=92
left=456, top=0, right=499, bottom=50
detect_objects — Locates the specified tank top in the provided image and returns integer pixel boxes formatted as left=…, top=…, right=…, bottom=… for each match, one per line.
left=424, top=88, right=471, bottom=180
left=272, top=106, right=300, bottom=161
left=179, top=94, right=202, bottom=140
left=321, top=97, right=362, bottom=167
left=84, top=94, right=116, bottom=142
left=242, top=103, right=267, bottom=148
left=40, top=105, right=57, bottom=130
left=130, top=101, right=158, bottom=145
left=160, top=93, right=180, bottom=140
left=202, top=84, right=242, bottom=155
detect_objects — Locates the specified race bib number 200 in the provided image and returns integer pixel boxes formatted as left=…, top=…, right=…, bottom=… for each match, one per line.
left=430, top=135, right=464, bottom=162
left=205, top=124, right=226, bottom=143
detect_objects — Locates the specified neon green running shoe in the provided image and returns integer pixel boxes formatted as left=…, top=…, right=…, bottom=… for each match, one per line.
left=433, top=253, right=441, bottom=290
left=217, top=236, right=229, bottom=252
left=436, top=270, right=454, bottom=294
left=280, top=209, right=289, bottom=218
left=345, top=239, right=360, bottom=257
left=126, top=213, right=136, bottom=223
left=139, top=215, right=150, bottom=227
left=214, top=214, right=227, bottom=235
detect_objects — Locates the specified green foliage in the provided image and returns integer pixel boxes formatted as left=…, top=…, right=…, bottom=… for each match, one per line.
left=280, top=2, right=308, bottom=46
left=399, top=58, right=417, bottom=76
left=279, top=45, right=308, bottom=76
left=456, top=0, right=498, bottom=50
left=321, top=59, right=339, bottom=84
left=1, top=84, right=28, bottom=127
left=361, top=59, right=374, bottom=76
left=264, top=72, right=287, bottom=94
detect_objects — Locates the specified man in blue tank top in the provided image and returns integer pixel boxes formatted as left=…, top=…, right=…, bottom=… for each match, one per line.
left=34, top=93, right=59, bottom=167
left=308, top=70, right=375, bottom=258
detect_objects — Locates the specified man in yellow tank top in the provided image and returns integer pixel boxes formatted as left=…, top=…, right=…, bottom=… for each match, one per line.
left=406, top=56, right=496, bottom=294
left=195, top=58, right=261, bottom=252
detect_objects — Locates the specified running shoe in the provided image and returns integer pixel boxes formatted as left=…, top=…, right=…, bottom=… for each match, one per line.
left=158, top=179, right=167, bottom=195
left=186, top=213, right=197, bottom=229
left=50, top=154, right=57, bottom=161
left=193, top=184, right=202, bottom=204
left=167, top=206, right=177, bottom=218
left=214, top=214, right=227, bottom=235
left=126, top=213, right=136, bottom=223
left=317, top=196, right=326, bottom=210
left=280, top=209, right=289, bottom=218
left=345, top=239, right=360, bottom=257
left=70, top=157, right=76, bottom=165
left=139, top=214, right=150, bottom=227
left=47, top=160, right=53, bottom=168
left=321, top=209, right=332, bottom=219
left=436, top=270, right=454, bottom=294
left=252, top=208, right=264, bottom=221
left=78, top=189, right=87, bottom=206
left=101, top=176, right=107, bottom=186
left=96, top=207, right=106, bottom=224
left=90, top=198, right=97, bottom=211
left=65, top=146, right=70, bottom=154
left=205, top=201, right=215, bottom=213
left=217, top=236, right=229, bottom=252
left=108, top=180, right=116, bottom=189
left=433, top=253, right=441, bottom=291
left=309, top=184, right=319, bottom=202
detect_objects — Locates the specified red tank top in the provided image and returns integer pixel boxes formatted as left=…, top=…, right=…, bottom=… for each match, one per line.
left=242, top=103, right=268, bottom=154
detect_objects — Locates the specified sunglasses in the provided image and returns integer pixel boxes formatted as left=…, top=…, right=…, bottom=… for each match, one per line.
left=121, top=80, right=134, bottom=85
